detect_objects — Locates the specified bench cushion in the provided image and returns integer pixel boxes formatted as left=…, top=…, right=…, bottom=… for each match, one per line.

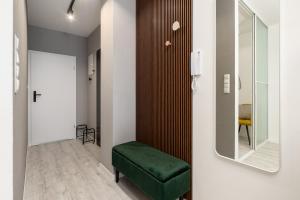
left=112, top=141, right=190, bottom=182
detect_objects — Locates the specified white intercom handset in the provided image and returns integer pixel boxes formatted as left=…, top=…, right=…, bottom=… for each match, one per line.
left=191, top=49, right=202, bottom=91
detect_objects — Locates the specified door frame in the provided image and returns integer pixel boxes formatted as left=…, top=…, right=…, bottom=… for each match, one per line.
left=96, top=49, right=101, bottom=147
left=28, top=50, right=77, bottom=146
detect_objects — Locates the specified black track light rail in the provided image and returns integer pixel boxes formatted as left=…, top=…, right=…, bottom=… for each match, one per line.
left=67, top=0, right=76, bottom=14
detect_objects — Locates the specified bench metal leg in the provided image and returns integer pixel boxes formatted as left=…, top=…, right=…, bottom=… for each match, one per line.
left=246, top=125, right=251, bottom=146
left=115, top=169, right=119, bottom=183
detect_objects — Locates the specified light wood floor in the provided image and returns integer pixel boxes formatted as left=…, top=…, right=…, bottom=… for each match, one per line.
left=242, top=141, right=279, bottom=172
left=238, top=132, right=280, bottom=172
left=239, top=136, right=251, bottom=158
left=23, top=140, right=150, bottom=200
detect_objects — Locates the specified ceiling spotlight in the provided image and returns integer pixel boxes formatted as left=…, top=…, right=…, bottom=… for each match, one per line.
left=67, top=0, right=76, bottom=21
left=67, top=10, right=74, bottom=21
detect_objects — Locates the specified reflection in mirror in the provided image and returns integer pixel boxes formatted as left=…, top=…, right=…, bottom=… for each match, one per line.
left=238, top=4, right=254, bottom=159
left=216, top=0, right=280, bottom=172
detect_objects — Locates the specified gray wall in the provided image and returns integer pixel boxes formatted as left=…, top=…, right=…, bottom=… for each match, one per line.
left=87, top=26, right=100, bottom=130
left=216, top=0, right=236, bottom=159
left=28, top=25, right=88, bottom=124
left=88, top=25, right=100, bottom=54
left=13, top=0, right=28, bottom=199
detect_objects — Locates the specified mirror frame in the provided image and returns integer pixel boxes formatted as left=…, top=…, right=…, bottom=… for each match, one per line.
left=215, top=0, right=281, bottom=173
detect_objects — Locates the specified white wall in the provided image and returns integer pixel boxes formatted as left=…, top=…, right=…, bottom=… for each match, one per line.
left=100, top=0, right=114, bottom=172
left=112, top=0, right=136, bottom=146
left=101, top=0, right=136, bottom=172
left=268, top=24, right=280, bottom=144
left=13, top=0, right=28, bottom=199
left=193, top=0, right=300, bottom=200
left=0, top=1, right=13, bottom=199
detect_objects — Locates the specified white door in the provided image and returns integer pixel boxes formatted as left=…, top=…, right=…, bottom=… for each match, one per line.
left=29, top=51, right=76, bottom=145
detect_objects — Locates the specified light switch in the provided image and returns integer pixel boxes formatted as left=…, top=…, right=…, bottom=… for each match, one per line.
left=224, top=74, right=231, bottom=94
left=15, top=64, right=20, bottom=78
left=14, top=34, right=20, bottom=94
left=224, top=74, right=230, bottom=79
left=15, top=52, right=20, bottom=64
left=224, top=85, right=230, bottom=94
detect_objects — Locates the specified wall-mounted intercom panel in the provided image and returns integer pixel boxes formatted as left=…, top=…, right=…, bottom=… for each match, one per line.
left=191, top=49, right=202, bottom=76
left=191, top=49, right=203, bottom=91
left=88, top=54, right=94, bottom=76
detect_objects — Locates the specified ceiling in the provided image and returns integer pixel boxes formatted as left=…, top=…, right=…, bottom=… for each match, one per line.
left=27, top=0, right=102, bottom=37
left=239, top=0, right=280, bottom=35
left=243, top=0, right=280, bottom=26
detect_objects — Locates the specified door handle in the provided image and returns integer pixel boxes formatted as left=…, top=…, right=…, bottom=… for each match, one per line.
left=33, top=91, right=42, bottom=102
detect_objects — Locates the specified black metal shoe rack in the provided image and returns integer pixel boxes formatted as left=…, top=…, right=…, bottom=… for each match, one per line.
left=76, top=124, right=96, bottom=145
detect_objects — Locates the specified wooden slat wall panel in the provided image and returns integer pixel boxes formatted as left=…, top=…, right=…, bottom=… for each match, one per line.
left=137, top=0, right=192, bottom=199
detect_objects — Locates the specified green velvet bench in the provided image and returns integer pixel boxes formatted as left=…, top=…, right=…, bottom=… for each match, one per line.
left=112, top=141, right=190, bottom=200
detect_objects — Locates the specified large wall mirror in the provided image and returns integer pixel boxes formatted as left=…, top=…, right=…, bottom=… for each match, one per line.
left=216, top=0, right=280, bottom=172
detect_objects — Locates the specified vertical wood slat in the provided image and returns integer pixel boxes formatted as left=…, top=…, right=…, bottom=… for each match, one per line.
left=137, top=0, right=192, bottom=199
